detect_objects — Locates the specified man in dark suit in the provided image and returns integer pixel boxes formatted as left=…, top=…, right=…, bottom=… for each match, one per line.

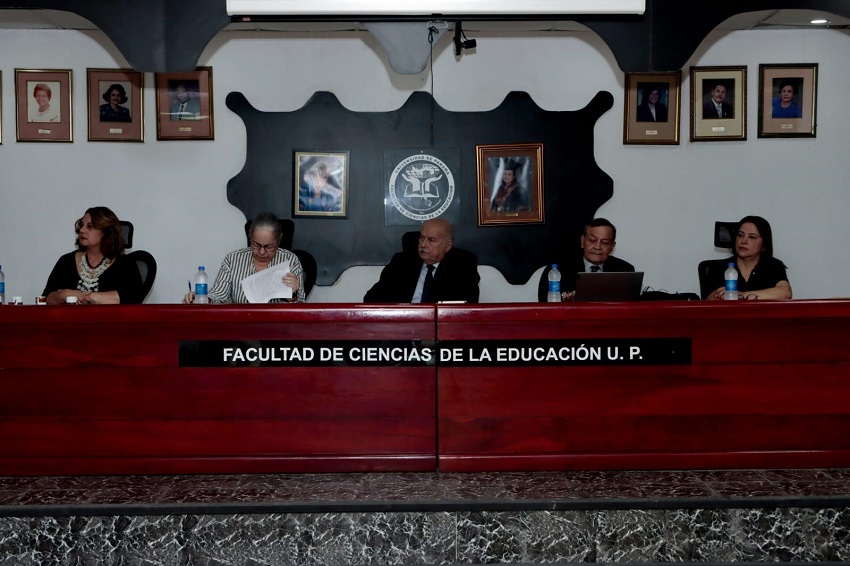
left=702, top=82, right=734, bottom=119
left=364, top=218, right=480, bottom=303
left=538, top=218, right=635, bottom=302
left=169, top=81, right=201, bottom=121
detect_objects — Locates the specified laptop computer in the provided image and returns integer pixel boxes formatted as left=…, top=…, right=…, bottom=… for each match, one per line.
left=574, top=271, right=644, bottom=302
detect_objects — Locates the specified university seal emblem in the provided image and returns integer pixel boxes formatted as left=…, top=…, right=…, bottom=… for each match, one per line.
left=388, top=154, right=455, bottom=221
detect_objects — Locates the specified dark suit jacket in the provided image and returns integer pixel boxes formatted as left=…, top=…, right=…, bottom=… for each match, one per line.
left=364, top=247, right=480, bottom=303
left=537, top=252, right=635, bottom=302
left=702, top=99, right=733, bottom=119
left=636, top=102, right=668, bottom=122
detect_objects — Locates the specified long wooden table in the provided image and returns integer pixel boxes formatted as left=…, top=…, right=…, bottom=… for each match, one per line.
left=1, top=301, right=849, bottom=475
left=0, top=305, right=436, bottom=475
left=437, top=301, right=850, bottom=471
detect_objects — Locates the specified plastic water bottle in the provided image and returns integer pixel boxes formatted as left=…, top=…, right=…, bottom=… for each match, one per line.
left=724, top=261, right=738, bottom=301
left=547, top=263, right=561, bottom=302
left=194, top=266, right=209, bottom=304
left=0, top=264, right=5, bottom=306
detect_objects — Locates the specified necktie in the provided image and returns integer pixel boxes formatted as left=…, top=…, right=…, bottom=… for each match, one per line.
left=590, top=265, right=601, bottom=272
left=421, top=265, right=435, bottom=303
left=178, top=102, right=186, bottom=120
left=716, top=104, right=723, bottom=118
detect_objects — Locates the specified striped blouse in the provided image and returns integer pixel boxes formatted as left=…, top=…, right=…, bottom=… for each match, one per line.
left=208, top=247, right=306, bottom=304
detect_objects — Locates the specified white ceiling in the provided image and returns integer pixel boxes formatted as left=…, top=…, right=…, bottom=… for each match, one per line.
left=0, top=7, right=848, bottom=32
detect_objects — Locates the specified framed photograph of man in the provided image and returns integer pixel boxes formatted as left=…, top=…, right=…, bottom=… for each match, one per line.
left=15, top=69, right=73, bottom=142
left=155, top=67, right=214, bottom=140
left=690, top=66, right=747, bottom=142
left=624, top=71, right=681, bottom=144
left=758, top=63, right=817, bottom=138
left=294, top=151, right=349, bottom=218
left=87, top=69, right=144, bottom=142
left=476, top=143, right=544, bottom=226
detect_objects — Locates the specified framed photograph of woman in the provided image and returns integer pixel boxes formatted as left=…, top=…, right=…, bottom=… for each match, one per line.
left=690, top=66, right=747, bottom=142
left=294, top=151, right=349, bottom=218
left=15, top=69, right=73, bottom=142
left=624, top=72, right=681, bottom=144
left=476, top=143, right=544, bottom=226
left=154, top=67, right=214, bottom=140
left=758, top=64, right=817, bottom=138
left=87, top=68, right=144, bottom=142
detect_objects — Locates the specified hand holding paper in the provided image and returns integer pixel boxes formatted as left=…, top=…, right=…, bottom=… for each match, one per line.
left=240, top=261, right=296, bottom=303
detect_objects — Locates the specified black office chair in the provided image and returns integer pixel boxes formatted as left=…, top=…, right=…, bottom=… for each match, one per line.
left=293, top=249, right=318, bottom=298
left=697, top=221, right=739, bottom=299
left=244, top=218, right=294, bottom=250
left=126, top=250, right=157, bottom=303
left=713, top=221, right=739, bottom=249
left=120, top=221, right=134, bottom=249
left=697, top=258, right=731, bottom=300
left=402, top=231, right=420, bottom=253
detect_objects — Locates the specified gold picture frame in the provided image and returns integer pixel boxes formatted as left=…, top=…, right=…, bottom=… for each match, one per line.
left=690, top=65, right=747, bottom=142
left=624, top=71, right=681, bottom=144
left=15, top=68, right=73, bottom=142
left=758, top=63, right=817, bottom=138
left=87, top=68, right=144, bottom=142
left=476, top=143, right=544, bottom=226
left=293, top=151, right=349, bottom=218
left=154, top=67, right=214, bottom=140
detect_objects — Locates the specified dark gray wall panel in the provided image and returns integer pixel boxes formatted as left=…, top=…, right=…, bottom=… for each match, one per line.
left=226, top=90, right=614, bottom=286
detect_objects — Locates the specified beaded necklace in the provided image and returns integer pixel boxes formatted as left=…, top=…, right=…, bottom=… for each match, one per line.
left=77, top=253, right=112, bottom=293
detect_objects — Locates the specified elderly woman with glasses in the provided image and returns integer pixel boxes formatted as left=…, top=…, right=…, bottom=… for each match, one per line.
left=182, top=212, right=304, bottom=304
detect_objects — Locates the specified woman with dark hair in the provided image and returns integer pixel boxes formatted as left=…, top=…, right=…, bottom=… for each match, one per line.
left=771, top=80, right=802, bottom=119
left=99, top=83, right=131, bottom=122
left=706, top=215, right=792, bottom=300
left=636, top=84, right=668, bottom=122
left=489, top=160, right=530, bottom=213
left=43, top=207, right=143, bottom=304
left=182, top=212, right=305, bottom=304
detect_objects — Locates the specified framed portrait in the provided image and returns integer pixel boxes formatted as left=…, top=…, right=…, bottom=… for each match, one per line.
left=87, top=68, right=144, bottom=142
left=15, top=69, right=73, bottom=142
left=758, top=63, right=817, bottom=138
left=154, top=67, right=214, bottom=140
left=476, top=143, right=544, bottom=226
left=623, top=71, right=681, bottom=144
left=690, top=66, right=747, bottom=142
left=293, top=151, right=349, bottom=218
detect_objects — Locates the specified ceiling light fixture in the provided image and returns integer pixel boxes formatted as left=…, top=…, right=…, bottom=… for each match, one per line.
left=226, top=0, right=645, bottom=17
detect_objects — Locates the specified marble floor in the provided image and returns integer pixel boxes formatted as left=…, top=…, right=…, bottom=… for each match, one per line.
left=2, top=470, right=850, bottom=564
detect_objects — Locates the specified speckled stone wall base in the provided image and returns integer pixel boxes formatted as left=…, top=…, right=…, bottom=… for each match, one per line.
left=1, top=507, right=849, bottom=565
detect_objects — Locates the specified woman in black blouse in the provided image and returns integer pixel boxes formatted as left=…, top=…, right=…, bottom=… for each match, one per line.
left=43, top=207, right=143, bottom=304
left=706, top=215, right=792, bottom=301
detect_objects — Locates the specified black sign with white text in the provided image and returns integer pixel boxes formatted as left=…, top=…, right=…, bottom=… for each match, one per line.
left=179, top=338, right=690, bottom=367
left=436, top=339, right=691, bottom=366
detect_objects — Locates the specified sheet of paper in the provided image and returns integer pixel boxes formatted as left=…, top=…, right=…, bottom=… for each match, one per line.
left=240, top=261, right=292, bottom=303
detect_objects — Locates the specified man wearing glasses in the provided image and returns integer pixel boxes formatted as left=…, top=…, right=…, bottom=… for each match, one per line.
left=182, top=212, right=305, bottom=304
left=537, top=217, right=635, bottom=302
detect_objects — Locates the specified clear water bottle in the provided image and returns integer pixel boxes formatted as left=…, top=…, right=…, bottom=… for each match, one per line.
left=0, top=264, right=5, bottom=306
left=724, top=261, right=738, bottom=301
left=547, top=263, right=561, bottom=302
left=194, top=266, right=209, bottom=304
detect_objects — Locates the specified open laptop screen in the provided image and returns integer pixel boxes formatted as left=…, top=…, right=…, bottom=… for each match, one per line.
left=574, top=271, right=644, bottom=302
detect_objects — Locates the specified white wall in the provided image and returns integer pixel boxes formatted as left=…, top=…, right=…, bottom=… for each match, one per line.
left=1, top=26, right=848, bottom=303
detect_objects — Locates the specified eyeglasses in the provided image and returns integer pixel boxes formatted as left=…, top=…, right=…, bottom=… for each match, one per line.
left=250, top=241, right=278, bottom=253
